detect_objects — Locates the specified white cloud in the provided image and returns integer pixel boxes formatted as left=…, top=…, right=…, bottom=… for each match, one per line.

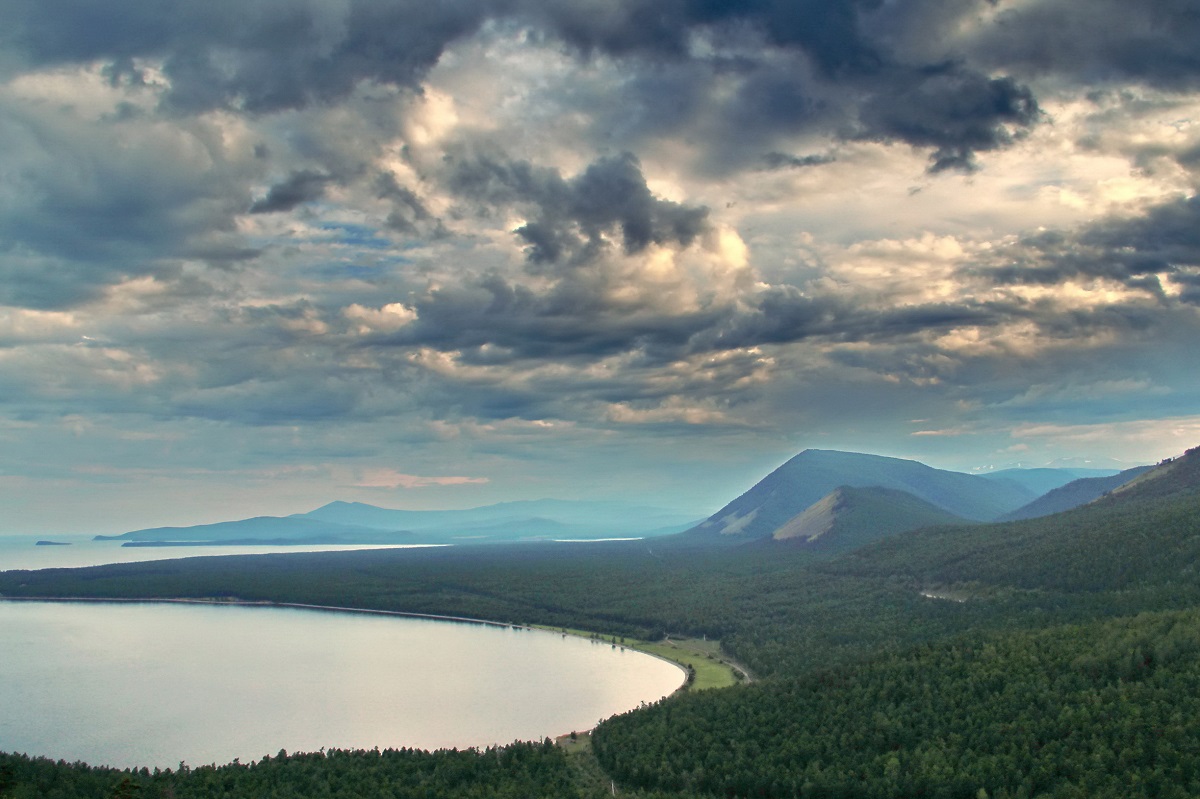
left=353, top=468, right=489, bottom=489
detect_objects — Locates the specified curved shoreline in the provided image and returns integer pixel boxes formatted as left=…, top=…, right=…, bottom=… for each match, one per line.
left=0, top=594, right=691, bottom=721
left=0, top=594, right=522, bottom=629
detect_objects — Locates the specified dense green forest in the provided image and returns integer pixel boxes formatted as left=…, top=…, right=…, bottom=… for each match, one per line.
left=2, top=448, right=1199, bottom=797
left=0, top=740, right=618, bottom=799
left=595, top=608, right=1200, bottom=799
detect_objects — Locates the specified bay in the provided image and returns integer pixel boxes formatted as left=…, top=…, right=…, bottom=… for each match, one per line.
left=0, top=600, right=684, bottom=769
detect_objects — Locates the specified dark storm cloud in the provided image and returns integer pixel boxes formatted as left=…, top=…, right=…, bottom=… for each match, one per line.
left=859, top=67, right=1039, bottom=172
left=4, top=0, right=1043, bottom=168
left=1082, top=197, right=1200, bottom=267
left=523, top=0, right=1040, bottom=171
left=0, top=106, right=252, bottom=309
left=760, top=151, right=836, bottom=170
left=249, top=170, right=332, bottom=213
left=377, top=268, right=1019, bottom=375
left=983, top=196, right=1200, bottom=301
left=1, top=0, right=498, bottom=113
left=965, top=0, right=1200, bottom=90
left=524, top=0, right=886, bottom=77
left=388, top=272, right=726, bottom=362
left=690, top=287, right=1010, bottom=353
left=446, top=152, right=709, bottom=266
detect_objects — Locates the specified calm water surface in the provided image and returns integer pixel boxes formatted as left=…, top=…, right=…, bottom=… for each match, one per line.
left=0, top=601, right=684, bottom=769
left=0, top=534, right=438, bottom=571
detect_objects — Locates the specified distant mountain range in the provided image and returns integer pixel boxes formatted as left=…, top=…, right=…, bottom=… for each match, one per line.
left=974, top=466, right=1120, bottom=496
left=832, top=447, right=1200, bottom=593
left=997, top=465, right=1155, bottom=521
left=679, top=449, right=1140, bottom=548
left=94, top=448, right=1148, bottom=550
left=95, top=499, right=701, bottom=546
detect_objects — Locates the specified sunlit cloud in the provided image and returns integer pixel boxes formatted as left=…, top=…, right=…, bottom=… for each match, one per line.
left=353, top=469, right=491, bottom=490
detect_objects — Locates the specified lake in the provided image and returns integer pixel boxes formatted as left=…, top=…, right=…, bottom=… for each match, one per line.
left=0, top=534, right=442, bottom=571
left=0, top=600, right=684, bottom=769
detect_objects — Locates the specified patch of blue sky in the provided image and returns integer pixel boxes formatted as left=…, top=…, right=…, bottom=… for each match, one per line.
left=326, top=262, right=408, bottom=280
left=318, top=222, right=392, bottom=250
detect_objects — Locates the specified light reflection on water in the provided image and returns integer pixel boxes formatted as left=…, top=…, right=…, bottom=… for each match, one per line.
left=0, top=534, right=440, bottom=572
left=0, top=600, right=685, bottom=769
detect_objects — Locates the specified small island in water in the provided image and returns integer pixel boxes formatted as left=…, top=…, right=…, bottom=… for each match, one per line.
left=35, top=540, right=73, bottom=546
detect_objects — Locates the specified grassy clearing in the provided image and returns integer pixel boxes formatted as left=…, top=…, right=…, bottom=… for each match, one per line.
left=555, top=729, right=592, bottom=755
left=531, top=624, right=743, bottom=692
left=632, top=638, right=741, bottom=691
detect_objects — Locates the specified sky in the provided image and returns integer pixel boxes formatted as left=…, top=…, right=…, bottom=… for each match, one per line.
left=2, top=0, right=1199, bottom=535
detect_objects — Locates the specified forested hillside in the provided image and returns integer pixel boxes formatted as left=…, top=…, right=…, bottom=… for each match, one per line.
left=997, top=464, right=1153, bottom=521
left=0, top=740, right=615, bottom=799
left=832, top=448, right=1200, bottom=594
left=594, top=609, right=1200, bottom=799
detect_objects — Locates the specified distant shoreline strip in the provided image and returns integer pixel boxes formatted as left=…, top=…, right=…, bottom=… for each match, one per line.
left=0, top=595, right=516, bottom=629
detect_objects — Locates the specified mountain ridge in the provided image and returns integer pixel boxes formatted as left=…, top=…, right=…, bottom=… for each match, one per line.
left=685, top=448, right=1037, bottom=543
left=96, top=499, right=700, bottom=545
left=829, top=446, right=1200, bottom=594
left=998, top=464, right=1155, bottom=521
left=767, top=485, right=969, bottom=552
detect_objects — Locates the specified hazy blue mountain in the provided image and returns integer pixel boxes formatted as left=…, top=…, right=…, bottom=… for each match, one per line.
left=300, top=499, right=698, bottom=538
left=765, top=486, right=969, bottom=553
left=997, top=464, right=1156, bottom=521
left=975, top=467, right=1119, bottom=496
left=685, top=449, right=1035, bottom=543
left=95, top=516, right=408, bottom=545
left=96, top=499, right=699, bottom=546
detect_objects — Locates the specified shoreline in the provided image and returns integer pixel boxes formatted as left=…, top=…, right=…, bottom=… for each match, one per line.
left=0, top=594, right=692, bottom=743
left=0, top=593, right=536, bottom=630
left=0, top=594, right=719, bottom=687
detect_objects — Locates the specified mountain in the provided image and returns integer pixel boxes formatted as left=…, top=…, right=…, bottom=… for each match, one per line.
left=998, top=464, right=1155, bottom=521
left=301, top=498, right=697, bottom=537
left=95, top=499, right=699, bottom=546
left=975, top=466, right=1119, bottom=496
left=766, top=486, right=969, bottom=552
left=684, top=449, right=1035, bottom=542
left=95, top=516, right=409, bottom=545
left=833, top=447, right=1200, bottom=593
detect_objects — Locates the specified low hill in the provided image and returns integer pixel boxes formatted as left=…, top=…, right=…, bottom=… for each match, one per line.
left=999, top=464, right=1155, bottom=521
left=684, top=449, right=1034, bottom=543
left=768, top=486, right=969, bottom=552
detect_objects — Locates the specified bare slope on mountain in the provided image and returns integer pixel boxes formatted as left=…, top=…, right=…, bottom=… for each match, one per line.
left=686, top=449, right=1033, bottom=542
left=832, top=447, right=1200, bottom=593
left=998, top=464, right=1154, bottom=521
left=769, top=486, right=969, bottom=552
